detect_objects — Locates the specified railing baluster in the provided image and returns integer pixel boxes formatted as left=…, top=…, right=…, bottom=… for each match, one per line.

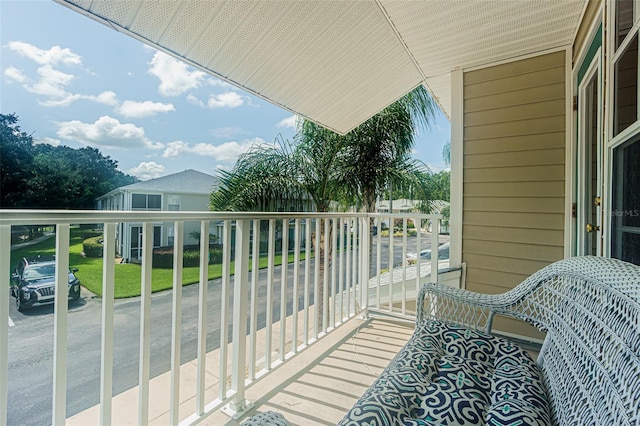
left=323, top=218, right=329, bottom=333
left=431, top=218, right=440, bottom=283
left=138, top=222, right=153, bottom=426
left=227, top=219, right=251, bottom=416
left=0, top=225, right=11, bottom=425
left=219, top=220, right=231, bottom=399
left=100, top=223, right=116, bottom=426
left=415, top=216, right=422, bottom=303
left=249, top=220, right=260, bottom=381
left=279, top=219, right=288, bottom=361
left=304, top=218, right=311, bottom=346
left=170, top=221, right=184, bottom=425
left=402, top=218, right=407, bottom=315
left=265, top=219, right=275, bottom=370
left=376, top=218, right=382, bottom=309
left=388, top=216, right=394, bottom=313
left=292, top=219, right=300, bottom=352
left=313, top=218, right=320, bottom=339
left=360, top=217, right=369, bottom=318
left=330, top=218, right=337, bottom=328
left=345, top=218, right=351, bottom=316
left=196, top=221, right=209, bottom=415
left=52, top=224, right=70, bottom=426
left=351, top=218, right=358, bottom=316
left=338, top=218, right=345, bottom=323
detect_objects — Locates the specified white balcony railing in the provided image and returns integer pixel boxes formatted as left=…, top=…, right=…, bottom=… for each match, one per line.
left=0, top=210, right=442, bottom=425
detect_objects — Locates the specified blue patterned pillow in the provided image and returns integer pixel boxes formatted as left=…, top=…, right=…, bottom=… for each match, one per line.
left=339, top=320, right=552, bottom=426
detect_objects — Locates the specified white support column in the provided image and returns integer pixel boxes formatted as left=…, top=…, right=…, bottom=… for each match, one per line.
left=138, top=222, right=153, bottom=426
left=323, top=218, right=330, bottom=332
left=52, top=224, right=70, bottom=426
left=100, top=223, right=116, bottom=426
left=170, top=221, right=184, bottom=425
left=224, top=219, right=252, bottom=418
left=450, top=69, right=464, bottom=271
left=401, top=218, right=408, bottom=315
left=196, top=221, right=209, bottom=415
left=0, top=225, right=10, bottom=425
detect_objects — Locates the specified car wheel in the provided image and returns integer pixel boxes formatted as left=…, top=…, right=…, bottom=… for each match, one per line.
left=16, top=295, right=23, bottom=312
left=72, top=292, right=80, bottom=301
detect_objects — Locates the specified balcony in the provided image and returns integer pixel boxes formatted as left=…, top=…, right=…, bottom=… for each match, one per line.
left=0, top=210, right=455, bottom=425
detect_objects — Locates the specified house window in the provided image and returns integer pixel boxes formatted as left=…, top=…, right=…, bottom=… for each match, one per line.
left=611, top=135, right=640, bottom=265
left=130, top=225, right=162, bottom=260
left=615, top=0, right=634, bottom=49
left=132, top=193, right=162, bottom=210
left=167, top=195, right=181, bottom=211
left=614, top=34, right=638, bottom=136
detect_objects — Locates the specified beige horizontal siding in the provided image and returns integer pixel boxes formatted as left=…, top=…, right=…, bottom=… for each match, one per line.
left=465, top=83, right=566, bottom=113
left=463, top=51, right=566, bottom=339
left=464, top=133, right=565, bottom=154
left=464, top=197, right=565, bottom=214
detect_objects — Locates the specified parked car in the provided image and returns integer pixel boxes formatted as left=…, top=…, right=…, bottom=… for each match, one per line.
left=10, top=257, right=81, bottom=311
left=406, top=242, right=450, bottom=262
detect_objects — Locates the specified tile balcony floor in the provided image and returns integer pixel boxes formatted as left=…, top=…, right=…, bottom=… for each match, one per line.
left=67, top=316, right=415, bottom=426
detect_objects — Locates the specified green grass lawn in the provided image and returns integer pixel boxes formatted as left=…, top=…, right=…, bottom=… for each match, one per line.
left=10, top=228, right=307, bottom=299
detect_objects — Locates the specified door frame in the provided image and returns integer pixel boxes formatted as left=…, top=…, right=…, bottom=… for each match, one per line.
left=576, top=52, right=604, bottom=256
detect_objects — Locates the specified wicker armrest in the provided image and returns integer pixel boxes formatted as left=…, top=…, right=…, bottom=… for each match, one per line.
left=416, top=282, right=514, bottom=333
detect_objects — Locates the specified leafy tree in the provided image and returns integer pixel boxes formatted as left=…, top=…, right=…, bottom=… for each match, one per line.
left=0, top=113, right=137, bottom=209
left=0, top=114, right=35, bottom=207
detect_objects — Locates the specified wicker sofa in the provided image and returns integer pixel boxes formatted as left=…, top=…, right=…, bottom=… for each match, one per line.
left=340, top=256, right=640, bottom=425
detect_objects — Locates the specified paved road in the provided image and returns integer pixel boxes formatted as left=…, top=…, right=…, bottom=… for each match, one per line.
left=6, top=233, right=439, bottom=425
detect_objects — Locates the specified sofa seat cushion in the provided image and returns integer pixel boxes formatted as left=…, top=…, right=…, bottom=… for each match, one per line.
left=340, top=320, right=552, bottom=425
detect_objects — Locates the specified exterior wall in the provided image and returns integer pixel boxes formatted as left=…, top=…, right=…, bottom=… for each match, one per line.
left=462, top=51, right=567, bottom=337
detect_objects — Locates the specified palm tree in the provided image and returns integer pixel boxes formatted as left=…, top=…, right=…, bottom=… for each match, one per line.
left=341, top=86, right=437, bottom=214
left=210, top=86, right=438, bottom=324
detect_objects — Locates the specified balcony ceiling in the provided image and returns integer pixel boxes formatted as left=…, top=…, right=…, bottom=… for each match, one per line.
left=54, top=0, right=587, bottom=134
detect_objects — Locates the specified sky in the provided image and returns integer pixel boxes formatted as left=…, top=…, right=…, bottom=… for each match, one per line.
left=1, top=0, right=451, bottom=182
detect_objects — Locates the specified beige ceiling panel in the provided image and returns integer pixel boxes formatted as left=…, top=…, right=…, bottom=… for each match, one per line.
left=53, top=0, right=587, bottom=134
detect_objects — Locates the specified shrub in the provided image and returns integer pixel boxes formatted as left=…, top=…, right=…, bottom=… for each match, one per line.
left=153, top=247, right=224, bottom=268
left=83, top=236, right=104, bottom=258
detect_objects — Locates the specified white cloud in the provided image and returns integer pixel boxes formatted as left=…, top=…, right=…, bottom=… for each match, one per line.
left=207, top=92, right=244, bottom=108
left=148, top=51, right=206, bottom=96
left=128, top=162, right=165, bottom=181
left=24, top=65, right=74, bottom=98
left=56, top=115, right=163, bottom=150
left=95, top=90, right=119, bottom=106
left=4, top=66, right=26, bottom=83
left=162, top=138, right=267, bottom=162
left=115, top=100, right=175, bottom=118
left=276, top=115, right=298, bottom=129
left=162, top=141, right=189, bottom=158
left=8, top=41, right=82, bottom=66
left=33, top=136, right=61, bottom=147
left=186, top=94, right=205, bottom=107
left=38, top=90, right=119, bottom=108
left=210, top=127, right=246, bottom=139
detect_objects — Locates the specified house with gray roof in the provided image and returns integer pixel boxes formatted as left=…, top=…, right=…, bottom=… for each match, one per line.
left=96, top=169, right=219, bottom=262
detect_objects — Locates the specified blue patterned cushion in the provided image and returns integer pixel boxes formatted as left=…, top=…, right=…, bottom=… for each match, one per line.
left=339, top=320, right=552, bottom=426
